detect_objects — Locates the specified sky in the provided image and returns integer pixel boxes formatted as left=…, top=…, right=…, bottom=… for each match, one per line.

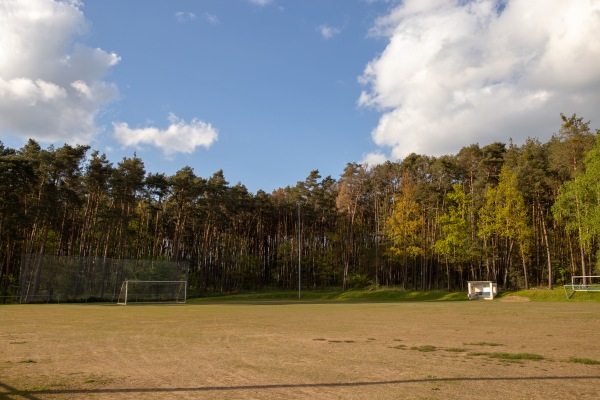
left=1, top=0, right=599, bottom=193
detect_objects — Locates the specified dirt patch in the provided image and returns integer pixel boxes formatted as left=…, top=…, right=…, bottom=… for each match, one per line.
left=1, top=302, right=599, bottom=399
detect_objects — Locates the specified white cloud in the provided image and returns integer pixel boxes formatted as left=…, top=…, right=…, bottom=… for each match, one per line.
left=359, top=0, right=600, bottom=160
left=202, top=12, right=220, bottom=25
left=175, top=11, right=196, bottom=22
left=113, top=114, right=219, bottom=157
left=248, top=0, right=273, bottom=6
left=319, top=24, right=341, bottom=40
left=360, top=151, right=388, bottom=167
left=0, top=0, right=119, bottom=144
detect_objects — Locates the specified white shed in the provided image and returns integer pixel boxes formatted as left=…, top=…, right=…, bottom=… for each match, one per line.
left=468, top=281, right=497, bottom=300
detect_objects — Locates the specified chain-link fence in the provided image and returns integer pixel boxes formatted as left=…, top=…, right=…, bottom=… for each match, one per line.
left=16, top=254, right=188, bottom=303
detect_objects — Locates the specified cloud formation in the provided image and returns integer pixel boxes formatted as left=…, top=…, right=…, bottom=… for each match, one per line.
left=359, top=0, right=600, bottom=163
left=0, top=0, right=119, bottom=144
left=113, top=114, right=218, bottom=157
left=175, top=11, right=197, bottom=22
left=248, top=0, right=273, bottom=6
left=319, top=24, right=341, bottom=39
left=202, top=13, right=220, bottom=25
left=361, top=152, right=388, bottom=168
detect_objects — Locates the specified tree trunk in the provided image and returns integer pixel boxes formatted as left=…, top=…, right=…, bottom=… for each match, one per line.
left=32, top=222, right=50, bottom=298
left=538, top=204, right=553, bottom=289
left=520, top=246, right=529, bottom=290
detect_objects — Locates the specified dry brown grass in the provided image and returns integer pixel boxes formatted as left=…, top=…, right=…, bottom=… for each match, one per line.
left=1, top=301, right=599, bottom=399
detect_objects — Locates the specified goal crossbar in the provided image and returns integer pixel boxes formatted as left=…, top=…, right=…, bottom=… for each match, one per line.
left=117, top=280, right=187, bottom=305
left=563, top=276, right=600, bottom=299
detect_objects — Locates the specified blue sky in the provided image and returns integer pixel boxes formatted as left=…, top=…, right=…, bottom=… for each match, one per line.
left=1, top=0, right=599, bottom=193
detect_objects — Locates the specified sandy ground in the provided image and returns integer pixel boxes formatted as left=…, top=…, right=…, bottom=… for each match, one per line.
left=1, top=301, right=599, bottom=399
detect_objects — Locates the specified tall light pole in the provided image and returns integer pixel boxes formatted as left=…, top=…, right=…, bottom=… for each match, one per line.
left=298, top=202, right=301, bottom=299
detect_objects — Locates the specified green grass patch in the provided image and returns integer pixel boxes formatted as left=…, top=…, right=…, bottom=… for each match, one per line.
left=391, top=344, right=407, bottom=350
left=468, top=352, right=544, bottom=361
left=569, top=357, right=600, bottom=365
left=411, top=345, right=437, bottom=352
left=335, top=290, right=466, bottom=302
left=189, top=288, right=468, bottom=303
left=465, top=342, right=503, bottom=347
left=501, top=287, right=600, bottom=302
left=444, top=348, right=467, bottom=352
left=83, top=375, right=113, bottom=385
left=183, top=286, right=600, bottom=303
left=19, top=359, right=36, bottom=363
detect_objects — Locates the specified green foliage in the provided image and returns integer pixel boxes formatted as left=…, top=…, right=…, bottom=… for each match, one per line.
left=435, top=184, right=473, bottom=264
left=554, top=133, right=600, bottom=272
left=347, top=273, right=372, bottom=289
left=479, top=166, right=531, bottom=245
left=479, top=165, right=533, bottom=287
left=386, top=173, right=424, bottom=261
left=3, top=113, right=600, bottom=300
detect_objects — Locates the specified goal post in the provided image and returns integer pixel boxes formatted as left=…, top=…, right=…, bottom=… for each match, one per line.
left=117, top=280, right=187, bottom=305
left=563, top=276, right=600, bottom=299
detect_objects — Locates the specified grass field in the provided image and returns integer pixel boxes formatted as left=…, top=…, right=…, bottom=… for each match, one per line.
left=1, top=298, right=599, bottom=399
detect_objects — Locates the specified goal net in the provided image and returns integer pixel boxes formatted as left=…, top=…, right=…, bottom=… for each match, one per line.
left=563, top=276, right=600, bottom=299
left=117, top=280, right=187, bottom=305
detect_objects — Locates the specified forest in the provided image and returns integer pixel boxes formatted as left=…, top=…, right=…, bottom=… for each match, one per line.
left=1, top=113, right=599, bottom=301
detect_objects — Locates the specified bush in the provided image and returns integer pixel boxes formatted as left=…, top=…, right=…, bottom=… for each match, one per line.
left=347, top=274, right=372, bottom=289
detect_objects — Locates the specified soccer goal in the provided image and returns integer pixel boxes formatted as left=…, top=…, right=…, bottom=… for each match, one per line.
left=563, top=276, right=600, bottom=299
left=117, top=280, right=187, bottom=305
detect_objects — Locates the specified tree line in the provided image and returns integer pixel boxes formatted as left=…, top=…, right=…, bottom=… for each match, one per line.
left=1, top=113, right=598, bottom=299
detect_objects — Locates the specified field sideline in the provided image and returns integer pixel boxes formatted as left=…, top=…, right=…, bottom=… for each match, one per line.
left=1, top=300, right=599, bottom=399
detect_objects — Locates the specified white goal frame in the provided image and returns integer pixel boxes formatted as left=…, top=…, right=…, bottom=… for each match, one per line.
left=563, top=276, right=600, bottom=299
left=117, top=280, right=187, bottom=305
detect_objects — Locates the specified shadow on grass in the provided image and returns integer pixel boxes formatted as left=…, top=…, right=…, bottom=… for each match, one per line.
left=3, top=375, right=600, bottom=398
left=0, top=382, right=44, bottom=400
left=190, top=289, right=468, bottom=304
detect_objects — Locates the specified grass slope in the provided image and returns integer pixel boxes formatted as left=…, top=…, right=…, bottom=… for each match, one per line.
left=190, top=286, right=600, bottom=303
left=501, top=287, right=600, bottom=302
